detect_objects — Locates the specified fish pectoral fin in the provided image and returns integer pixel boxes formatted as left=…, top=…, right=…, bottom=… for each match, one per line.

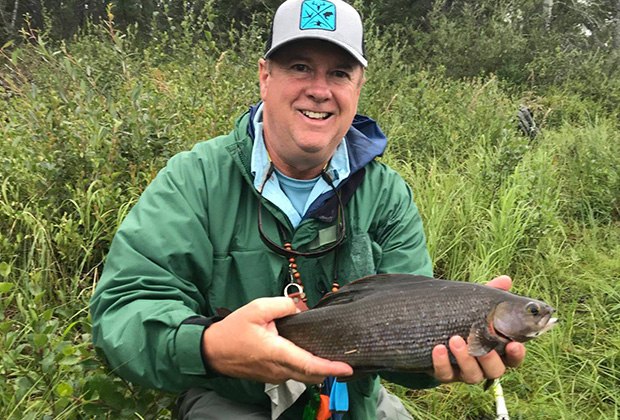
left=467, top=322, right=500, bottom=357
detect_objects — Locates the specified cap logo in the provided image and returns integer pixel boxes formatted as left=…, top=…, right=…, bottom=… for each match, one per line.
left=300, top=0, right=336, bottom=31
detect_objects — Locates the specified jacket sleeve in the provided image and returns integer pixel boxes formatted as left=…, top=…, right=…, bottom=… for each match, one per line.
left=371, top=168, right=440, bottom=389
left=90, top=150, right=217, bottom=393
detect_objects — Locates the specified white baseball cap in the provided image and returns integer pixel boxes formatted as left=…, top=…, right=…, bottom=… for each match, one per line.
left=264, top=0, right=367, bottom=67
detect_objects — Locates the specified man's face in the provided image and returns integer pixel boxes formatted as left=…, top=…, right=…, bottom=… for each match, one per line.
left=259, top=39, right=364, bottom=179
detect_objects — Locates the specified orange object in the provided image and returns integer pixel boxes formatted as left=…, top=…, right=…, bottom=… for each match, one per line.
left=316, top=394, right=331, bottom=420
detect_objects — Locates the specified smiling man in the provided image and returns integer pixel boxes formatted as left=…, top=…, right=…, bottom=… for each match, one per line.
left=258, top=40, right=364, bottom=180
left=90, top=1, right=525, bottom=419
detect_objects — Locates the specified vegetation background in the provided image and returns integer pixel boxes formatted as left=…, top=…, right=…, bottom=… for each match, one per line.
left=1, top=0, right=619, bottom=419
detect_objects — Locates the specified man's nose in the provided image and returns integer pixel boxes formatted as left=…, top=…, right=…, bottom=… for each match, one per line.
left=306, top=75, right=332, bottom=102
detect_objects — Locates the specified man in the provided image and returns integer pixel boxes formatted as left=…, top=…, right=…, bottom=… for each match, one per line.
left=90, top=0, right=525, bottom=418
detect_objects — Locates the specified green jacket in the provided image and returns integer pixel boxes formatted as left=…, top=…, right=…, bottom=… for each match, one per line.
left=90, top=109, right=438, bottom=419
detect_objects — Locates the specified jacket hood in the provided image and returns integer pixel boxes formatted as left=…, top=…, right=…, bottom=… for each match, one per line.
left=247, top=102, right=387, bottom=174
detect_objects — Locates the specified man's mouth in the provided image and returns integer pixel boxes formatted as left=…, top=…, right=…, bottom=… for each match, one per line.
left=301, top=110, right=332, bottom=120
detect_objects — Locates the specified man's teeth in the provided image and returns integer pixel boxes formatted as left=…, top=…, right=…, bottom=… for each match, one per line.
left=302, top=110, right=329, bottom=120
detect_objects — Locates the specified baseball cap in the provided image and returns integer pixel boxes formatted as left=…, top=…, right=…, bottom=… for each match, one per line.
left=265, top=0, right=367, bottom=67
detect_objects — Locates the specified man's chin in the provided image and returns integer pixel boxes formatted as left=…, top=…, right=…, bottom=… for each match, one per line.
left=295, top=137, right=342, bottom=154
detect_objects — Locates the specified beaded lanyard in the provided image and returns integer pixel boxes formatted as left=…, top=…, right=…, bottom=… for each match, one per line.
left=282, top=241, right=343, bottom=311
left=257, top=161, right=346, bottom=303
left=257, top=161, right=348, bottom=419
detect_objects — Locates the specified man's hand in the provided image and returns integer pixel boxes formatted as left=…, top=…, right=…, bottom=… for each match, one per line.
left=431, top=275, right=526, bottom=384
left=202, top=297, right=353, bottom=384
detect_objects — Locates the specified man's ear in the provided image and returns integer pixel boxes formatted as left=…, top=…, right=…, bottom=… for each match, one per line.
left=357, top=68, right=366, bottom=90
left=258, top=59, right=269, bottom=100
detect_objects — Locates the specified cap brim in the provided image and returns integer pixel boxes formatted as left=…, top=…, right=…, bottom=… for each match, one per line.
left=265, top=35, right=367, bottom=68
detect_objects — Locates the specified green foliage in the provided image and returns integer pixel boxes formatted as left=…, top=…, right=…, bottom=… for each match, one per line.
left=551, top=121, right=620, bottom=223
left=4, top=0, right=620, bottom=118
left=1, top=9, right=619, bottom=419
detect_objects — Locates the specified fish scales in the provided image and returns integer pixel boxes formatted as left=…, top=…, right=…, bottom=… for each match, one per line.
left=275, top=274, right=557, bottom=373
left=277, top=278, right=496, bottom=369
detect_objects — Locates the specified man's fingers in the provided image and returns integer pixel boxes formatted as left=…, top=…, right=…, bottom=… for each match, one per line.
left=247, top=297, right=299, bottom=323
left=272, top=336, right=353, bottom=379
left=432, top=344, right=455, bottom=383
left=503, top=341, right=526, bottom=368
left=250, top=297, right=354, bottom=380
left=486, top=275, right=512, bottom=291
left=449, top=336, right=484, bottom=384
left=476, top=350, right=506, bottom=379
left=204, top=297, right=355, bottom=384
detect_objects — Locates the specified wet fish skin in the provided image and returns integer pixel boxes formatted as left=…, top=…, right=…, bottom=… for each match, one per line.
left=275, top=274, right=557, bottom=373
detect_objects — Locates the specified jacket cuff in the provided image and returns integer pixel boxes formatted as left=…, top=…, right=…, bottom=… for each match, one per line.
left=177, top=316, right=224, bottom=377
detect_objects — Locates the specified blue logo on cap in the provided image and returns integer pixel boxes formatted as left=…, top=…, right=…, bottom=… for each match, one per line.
left=300, top=0, right=336, bottom=31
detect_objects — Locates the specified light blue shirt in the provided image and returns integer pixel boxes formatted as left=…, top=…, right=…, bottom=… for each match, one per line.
left=251, top=103, right=351, bottom=228
left=274, top=169, right=319, bottom=218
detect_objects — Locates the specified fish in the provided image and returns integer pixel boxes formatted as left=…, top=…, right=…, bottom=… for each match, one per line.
left=275, top=274, right=557, bottom=376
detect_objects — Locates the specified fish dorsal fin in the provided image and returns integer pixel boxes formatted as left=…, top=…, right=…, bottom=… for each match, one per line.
left=313, top=274, right=436, bottom=309
left=467, top=320, right=501, bottom=357
left=312, top=287, right=365, bottom=308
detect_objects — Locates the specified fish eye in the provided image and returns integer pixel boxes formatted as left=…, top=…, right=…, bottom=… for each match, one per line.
left=526, top=302, right=540, bottom=316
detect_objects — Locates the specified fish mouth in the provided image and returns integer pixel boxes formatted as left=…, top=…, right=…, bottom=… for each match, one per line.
left=491, top=312, right=558, bottom=342
left=526, top=315, right=558, bottom=338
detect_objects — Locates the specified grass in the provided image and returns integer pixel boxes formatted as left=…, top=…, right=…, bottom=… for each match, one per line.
left=1, top=15, right=619, bottom=420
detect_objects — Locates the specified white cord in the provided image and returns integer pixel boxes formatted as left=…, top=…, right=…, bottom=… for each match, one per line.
left=494, top=379, right=510, bottom=420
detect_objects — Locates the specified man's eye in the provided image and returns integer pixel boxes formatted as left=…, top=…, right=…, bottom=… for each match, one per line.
left=292, top=64, right=308, bottom=72
left=333, top=70, right=350, bottom=79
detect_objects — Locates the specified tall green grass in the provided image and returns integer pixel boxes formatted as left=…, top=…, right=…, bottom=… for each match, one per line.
left=1, top=15, right=619, bottom=420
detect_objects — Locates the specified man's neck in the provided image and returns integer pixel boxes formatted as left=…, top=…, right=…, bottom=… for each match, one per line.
left=268, top=155, right=327, bottom=180
left=262, top=134, right=330, bottom=180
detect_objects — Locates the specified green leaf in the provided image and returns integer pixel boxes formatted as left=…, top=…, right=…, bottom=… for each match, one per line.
left=15, top=376, right=35, bottom=403
left=62, top=344, right=75, bottom=356
left=33, top=333, right=48, bottom=348
left=41, top=352, right=56, bottom=375
left=54, top=397, right=71, bottom=412
left=0, top=282, right=14, bottom=293
left=55, top=382, right=73, bottom=397
left=0, top=262, right=11, bottom=277
left=4, top=331, right=15, bottom=349
left=42, top=308, right=54, bottom=321
left=0, top=321, right=14, bottom=333
left=1, top=40, right=14, bottom=50
left=59, top=356, right=80, bottom=366
left=10, top=49, right=20, bottom=65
